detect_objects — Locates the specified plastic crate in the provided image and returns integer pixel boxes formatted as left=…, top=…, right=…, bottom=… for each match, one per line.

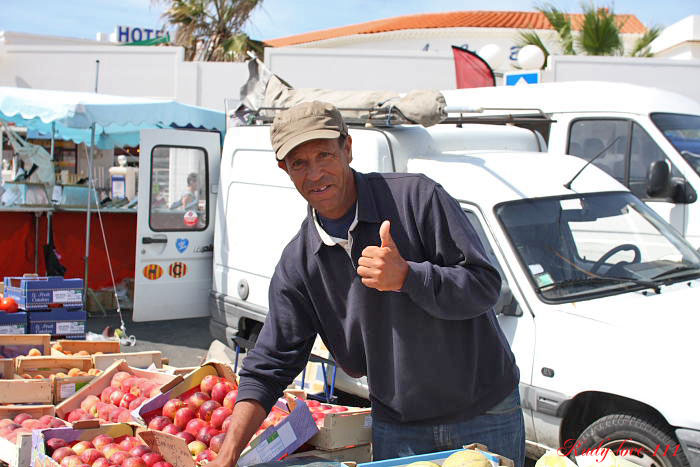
left=4, top=276, right=83, bottom=310
left=28, top=308, right=87, bottom=339
left=0, top=312, right=27, bottom=335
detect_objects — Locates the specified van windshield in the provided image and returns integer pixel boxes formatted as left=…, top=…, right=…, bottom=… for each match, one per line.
left=496, top=192, right=700, bottom=302
left=651, top=113, right=700, bottom=173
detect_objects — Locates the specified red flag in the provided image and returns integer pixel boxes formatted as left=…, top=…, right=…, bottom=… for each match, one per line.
left=452, top=46, right=495, bottom=89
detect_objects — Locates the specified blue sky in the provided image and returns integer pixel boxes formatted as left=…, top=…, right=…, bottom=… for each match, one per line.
left=1, top=0, right=696, bottom=41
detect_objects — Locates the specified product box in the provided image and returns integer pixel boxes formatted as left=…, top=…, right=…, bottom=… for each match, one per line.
left=0, top=334, right=51, bottom=358
left=0, top=405, right=57, bottom=467
left=0, top=312, right=28, bottom=335
left=56, top=359, right=176, bottom=422
left=30, top=421, right=143, bottom=467
left=289, top=444, right=372, bottom=463
left=28, top=308, right=87, bottom=339
left=4, top=276, right=83, bottom=310
left=358, top=444, right=514, bottom=467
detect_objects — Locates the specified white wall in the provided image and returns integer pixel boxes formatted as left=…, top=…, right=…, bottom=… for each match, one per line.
left=650, top=15, right=700, bottom=60
left=0, top=44, right=248, bottom=110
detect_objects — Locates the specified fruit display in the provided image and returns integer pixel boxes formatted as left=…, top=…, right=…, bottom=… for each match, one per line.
left=17, top=367, right=102, bottom=379
left=304, top=399, right=351, bottom=426
left=43, top=433, right=173, bottom=467
left=0, top=413, right=68, bottom=444
left=442, top=450, right=491, bottom=467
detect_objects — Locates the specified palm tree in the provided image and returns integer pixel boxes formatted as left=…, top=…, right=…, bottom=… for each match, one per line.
left=155, top=0, right=263, bottom=61
left=518, top=2, right=662, bottom=66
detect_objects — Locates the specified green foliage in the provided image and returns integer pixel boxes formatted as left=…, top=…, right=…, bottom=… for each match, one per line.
left=537, top=3, right=575, bottom=55
left=630, top=25, right=662, bottom=57
left=516, top=31, right=550, bottom=69
left=577, top=2, right=624, bottom=55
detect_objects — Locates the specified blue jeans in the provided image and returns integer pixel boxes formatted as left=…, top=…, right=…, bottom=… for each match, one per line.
left=372, top=388, right=525, bottom=467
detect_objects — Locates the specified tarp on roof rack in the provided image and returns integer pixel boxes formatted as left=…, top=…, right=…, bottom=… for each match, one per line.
left=235, top=59, right=447, bottom=127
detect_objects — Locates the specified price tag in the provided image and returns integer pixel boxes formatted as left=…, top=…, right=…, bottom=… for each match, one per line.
left=60, top=383, right=77, bottom=399
left=53, top=289, right=81, bottom=303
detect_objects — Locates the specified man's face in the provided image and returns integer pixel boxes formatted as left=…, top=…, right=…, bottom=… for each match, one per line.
left=280, top=136, right=356, bottom=219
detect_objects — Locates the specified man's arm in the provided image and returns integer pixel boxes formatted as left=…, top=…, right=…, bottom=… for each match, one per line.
left=206, top=400, right=267, bottom=467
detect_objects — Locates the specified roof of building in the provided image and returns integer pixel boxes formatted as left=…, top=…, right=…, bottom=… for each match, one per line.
left=265, top=10, right=647, bottom=47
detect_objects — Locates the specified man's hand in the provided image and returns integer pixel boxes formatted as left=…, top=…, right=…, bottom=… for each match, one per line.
left=358, top=221, right=409, bottom=291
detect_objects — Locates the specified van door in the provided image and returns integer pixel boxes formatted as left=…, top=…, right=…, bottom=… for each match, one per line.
left=132, top=129, right=221, bottom=322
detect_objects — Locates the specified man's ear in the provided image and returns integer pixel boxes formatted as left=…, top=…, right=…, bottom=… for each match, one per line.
left=345, top=135, right=353, bottom=164
left=277, top=160, right=288, bottom=172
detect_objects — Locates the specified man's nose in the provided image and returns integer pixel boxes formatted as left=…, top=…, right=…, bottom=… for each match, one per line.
left=307, top=160, right=324, bottom=181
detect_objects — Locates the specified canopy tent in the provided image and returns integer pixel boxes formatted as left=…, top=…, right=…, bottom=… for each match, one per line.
left=0, top=87, right=225, bottom=149
left=0, top=86, right=225, bottom=301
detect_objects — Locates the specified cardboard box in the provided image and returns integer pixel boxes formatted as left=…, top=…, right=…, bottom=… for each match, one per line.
left=30, top=421, right=142, bottom=467
left=86, top=289, right=118, bottom=312
left=50, top=339, right=120, bottom=356
left=28, top=308, right=87, bottom=339
left=289, top=390, right=372, bottom=451
left=0, top=405, right=55, bottom=467
left=4, top=276, right=83, bottom=310
left=290, top=444, right=372, bottom=463
left=0, top=334, right=51, bottom=358
left=56, top=359, right=176, bottom=421
left=15, top=355, right=92, bottom=378
left=0, top=378, right=54, bottom=404
left=0, top=312, right=27, bottom=335
left=358, top=443, right=514, bottom=467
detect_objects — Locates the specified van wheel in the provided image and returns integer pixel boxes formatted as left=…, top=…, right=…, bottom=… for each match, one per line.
left=574, top=414, right=689, bottom=467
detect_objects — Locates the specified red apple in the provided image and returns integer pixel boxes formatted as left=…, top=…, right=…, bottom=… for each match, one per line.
left=305, top=399, right=320, bottom=408
left=120, top=376, right=139, bottom=393
left=111, top=371, right=131, bottom=389
left=13, top=413, right=32, bottom=424
left=199, top=375, right=220, bottom=394
left=129, top=396, right=147, bottom=411
left=109, top=389, right=125, bottom=406
left=60, top=454, right=82, bottom=467
left=101, top=443, right=121, bottom=459
left=196, top=449, right=217, bottom=462
left=176, top=430, right=196, bottom=444
left=199, top=400, right=221, bottom=422
left=328, top=406, right=349, bottom=413
left=119, top=436, right=141, bottom=451
left=142, top=452, right=164, bottom=466
left=92, top=458, right=112, bottom=467
left=210, top=407, right=232, bottom=430
left=97, top=404, right=117, bottom=422
left=173, top=407, right=196, bottom=430
left=49, top=417, right=67, bottom=428
left=222, top=390, right=238, bottom=410
left=221, top=415, right=234, bottom=433
left=129, top=445, right=151, bottom=457
left=162, top=423, right=180, bottom=435
left=187, top=440, right=207, bottom=456
left=51, top=446, right=75, bottom=462
left=152, top=462, right=174, bottom=467
left=209, top=433, right=226, bottom=453
left=46, top=437, right=68, bottom=453
left=148, top=415, right=172, bottom=431
left=186, top=392, right=210, bottom=411
left=109, top=451, right=128, bottom=465
left=185, top=418, right=208, bottom=436
left=80, top=448, right=104, bottom=464
left=66, top=409, right=87, bottom=423
left=71, top=441, right=93, bottom=456
left=197, top=426, right=220, bottom=445
left=92, top=434, right=114, bottom=450
left=162, top=398, right=186, bottom=420
left=120, top=392, right=138, bottom=408
left=22, top=419, right=41, bottom=430
left=38, top=414, right=54, bottom=426
left=211, top=381, right=235, bottom=404
left=80, top=395, right=100, bottom=413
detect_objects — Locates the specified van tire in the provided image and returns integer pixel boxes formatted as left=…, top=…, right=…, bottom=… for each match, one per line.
left=574, top=414, right=689, bottom=467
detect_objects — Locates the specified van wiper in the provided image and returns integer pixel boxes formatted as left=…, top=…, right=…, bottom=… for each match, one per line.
left=538, top=276, right=660, bottom=294
left=651, top=264, right=700, bottom=281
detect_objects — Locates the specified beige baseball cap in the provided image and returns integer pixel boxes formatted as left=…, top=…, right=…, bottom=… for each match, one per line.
left=270, top=101, right=348, bottom=161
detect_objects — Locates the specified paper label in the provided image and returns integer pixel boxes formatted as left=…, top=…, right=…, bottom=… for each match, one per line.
left=364, top=415, right=372, bottom=428
left=0, top=324, right=24, bottom=334
left=139, top=430, right=195, bottom=467
left=56, top=321, right=85, bottom=335
left=52, top=289, right=81, bottom=303
left=60, top=383, right=77, bottom=399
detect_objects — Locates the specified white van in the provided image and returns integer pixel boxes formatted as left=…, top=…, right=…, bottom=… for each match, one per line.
left=133, top=120, right=700, bottom=467
left=443, top=81, right=700, bottom=248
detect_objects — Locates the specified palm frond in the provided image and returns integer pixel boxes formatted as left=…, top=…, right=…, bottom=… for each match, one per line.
left=629, top=25, right=662, bottom=57
left=536, top=3, right=575, bottom=55
left=577, top=2, right=623, bottom=56
left=516, top=31, right=550, bottom=68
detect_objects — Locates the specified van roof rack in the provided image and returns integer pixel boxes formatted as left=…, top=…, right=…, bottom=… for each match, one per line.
left=253, top=106, right=414, bottom=128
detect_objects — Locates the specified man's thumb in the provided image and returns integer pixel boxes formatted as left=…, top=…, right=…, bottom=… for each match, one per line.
left=379, top=220, right=395, bottom=248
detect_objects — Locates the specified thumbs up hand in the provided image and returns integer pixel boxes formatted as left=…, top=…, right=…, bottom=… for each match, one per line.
left=357, top=221, right=409, bottom=291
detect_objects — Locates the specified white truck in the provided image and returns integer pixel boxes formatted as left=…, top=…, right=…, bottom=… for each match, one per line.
left=132, top=115, right=700, bottom=467
left=443, top=81, right=700, bottom=248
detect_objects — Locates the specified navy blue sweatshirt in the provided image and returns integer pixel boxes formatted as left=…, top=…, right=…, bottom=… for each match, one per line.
left=238, top=171, right=519, bottom=424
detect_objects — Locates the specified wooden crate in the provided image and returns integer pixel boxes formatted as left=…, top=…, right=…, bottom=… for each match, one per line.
left=15, top=355, right=92, bottom=378
left=53, top=375, right=96, bottom=404
left=0, top=405, right=55, bottom=467
left=0, top=358, right=14, bottom=379
left=0, top=378, right=53, bottom=404
left=0, top=334, right=51, bottom=358
left=92, top=350, right=163, bottom=370
left=50, top=339, right=120, bottom=356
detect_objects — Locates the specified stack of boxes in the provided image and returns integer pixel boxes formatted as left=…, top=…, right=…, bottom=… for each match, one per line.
left=3, top=276, right=86, bottom=339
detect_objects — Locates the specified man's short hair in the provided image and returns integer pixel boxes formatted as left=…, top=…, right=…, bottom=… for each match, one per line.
left=187, top=173, right=198, bottom=185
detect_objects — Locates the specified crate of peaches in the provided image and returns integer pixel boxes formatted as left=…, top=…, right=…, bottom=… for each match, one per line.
left=55, top=360, right=177, bottom=425
left=0, top=405, right=68, bottom=467
left=52, top=339, right=165, bottom=371
left=14, top=355, right=101, bottom=404
left=31, top=420, right=172, bottom=467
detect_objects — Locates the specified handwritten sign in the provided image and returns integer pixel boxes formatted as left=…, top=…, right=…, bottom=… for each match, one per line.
left=139, top=430, right=195, bottom=467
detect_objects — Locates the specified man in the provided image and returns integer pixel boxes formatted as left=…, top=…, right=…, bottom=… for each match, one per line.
left=209, top=101, right=524, bottom=467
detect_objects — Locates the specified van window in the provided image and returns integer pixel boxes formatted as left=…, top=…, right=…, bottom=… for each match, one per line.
left=651, top=112, right=700, bottom=174
left=629, top=123, right=669, bottom=199
left=568, top=119, right=629, bottom=184
left=149, top=145, right=208, bottom=231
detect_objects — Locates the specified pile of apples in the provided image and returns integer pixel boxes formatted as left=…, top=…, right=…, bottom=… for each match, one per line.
left=305, top=399, right=351, bottom=427
left=0, top=413, right=67, bottom=444
left=46, top=433, right=172, bottom=467
left=144, top=374, right=239, bottom=463
left=64, top=371, right=163, bottom=424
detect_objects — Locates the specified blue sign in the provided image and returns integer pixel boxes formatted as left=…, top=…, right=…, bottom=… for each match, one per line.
left=504, top=71, right=540, bottom=86
left=116, top=26, right=167, bottom=43
left=175, top=238, right=189, bottom=253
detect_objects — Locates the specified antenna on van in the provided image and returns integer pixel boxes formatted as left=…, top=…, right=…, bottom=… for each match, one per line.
left=564, top=136, right=623, bottom=190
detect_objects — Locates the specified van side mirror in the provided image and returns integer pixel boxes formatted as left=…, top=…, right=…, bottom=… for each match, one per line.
left=495, top=283, right=523, bottom=317
left=671, top=178, right=697, bottom=204
left=647, top=160, right=670, bottom=198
